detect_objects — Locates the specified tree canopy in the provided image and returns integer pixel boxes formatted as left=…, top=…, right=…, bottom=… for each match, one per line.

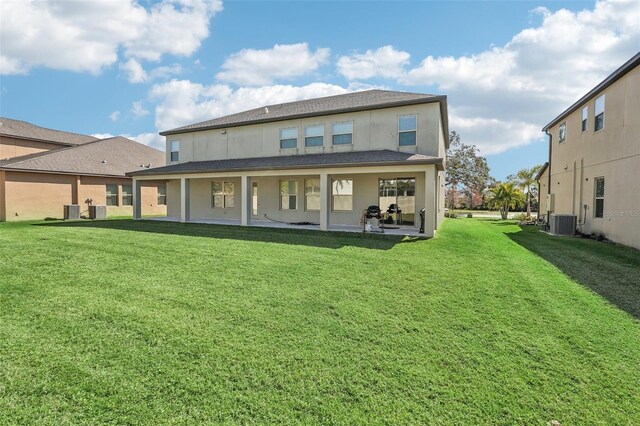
left=445, top=131, right=493, bottom=209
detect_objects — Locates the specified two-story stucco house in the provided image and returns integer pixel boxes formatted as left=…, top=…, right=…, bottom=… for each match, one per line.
left=540, top=52, right=640, bottom=249
left=129, top=90, right=449, bottom=236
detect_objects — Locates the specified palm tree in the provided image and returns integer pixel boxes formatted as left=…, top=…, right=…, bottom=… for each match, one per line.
left=507, top=166, right=542, bottom=217
left=487, top=182, right=525, bottom=219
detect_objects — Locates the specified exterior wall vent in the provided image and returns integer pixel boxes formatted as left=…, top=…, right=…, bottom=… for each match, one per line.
left=550, top=214, right=576, bottom=236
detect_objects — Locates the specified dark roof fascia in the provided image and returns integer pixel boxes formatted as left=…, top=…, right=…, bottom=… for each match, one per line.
left=128, top=157, right=444, bottom=177
left=160, top=95, right=447, bottom=136
left=0, top=133, right=78, bottom=147
left=542, top=52, right=640, bottom=131
left=535, top=162, right=549, bottom=181
left=0, top=166, right=130, bottom=179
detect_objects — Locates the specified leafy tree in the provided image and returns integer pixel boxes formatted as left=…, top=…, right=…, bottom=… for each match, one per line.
left=445, top=131, right=493, bottom=209
left=486, top=182, right=525, bottom=219
left=506, top=165, right=543, bottom=217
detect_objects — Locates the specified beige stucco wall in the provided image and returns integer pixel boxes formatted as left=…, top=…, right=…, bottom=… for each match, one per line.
left=0, top=136, right=65, bottom=160
left=0, top=171, right=166, bottom=221
left=537, top=167, right=549, bottom=217
left=165, top=103, right=445, bottom=164
left=546, top=65, right=639, bottom=248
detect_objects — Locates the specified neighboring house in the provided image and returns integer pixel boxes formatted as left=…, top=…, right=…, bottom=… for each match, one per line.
left=1, top=117, right=98, bottom=159
left=129, top=90, right=449, bottom=237
left=0, top=118, right=167, bottom=221
left=540, top=52, right=640, bottom=249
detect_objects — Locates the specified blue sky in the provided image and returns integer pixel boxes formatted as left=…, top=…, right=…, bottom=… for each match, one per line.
left=1, top=0, right=638, bottom=180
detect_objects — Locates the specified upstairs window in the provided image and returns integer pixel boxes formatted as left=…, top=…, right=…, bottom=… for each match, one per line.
left=594, top=177, right=605, bottom=218
left=305, top=125, right=324, bottom=147
left=559, top=122, right=567, bottom=143
left=106, top=184, right=119, bottom=206
left=280, top=180, right=298, bottom=210
left=581, top=106, right=588, bottom=132
left=122, top=184, right=133, bottom=206
left=170, top=141, right=179, bottom=162
left=398, top=115, right=417, bottom=146
left=157, top=184, right=166, bottom=205
left=280, top=128, right=298, bottom=149
left=332, top=122, right=353, bottom=145
left=212, top=181, right=234, bottom=208
left=595, top=95, right=605, bottom=131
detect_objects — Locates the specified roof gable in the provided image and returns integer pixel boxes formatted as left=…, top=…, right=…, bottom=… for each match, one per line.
left=0, top=117, right=98, bottom=146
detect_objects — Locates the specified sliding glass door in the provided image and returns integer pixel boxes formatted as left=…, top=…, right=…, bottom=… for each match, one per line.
left=378, top=178, right=416, bottom=225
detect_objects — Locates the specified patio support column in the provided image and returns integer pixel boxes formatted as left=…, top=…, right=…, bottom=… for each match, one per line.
left=180, top=177, right=190, bottom=223
left=424, top=167, right=436, bottom=237
left=241, top=175, right=251, bottom=226
left=133, top=178, right=142, bottom=220
left=320, top=172, right=330, bottom=231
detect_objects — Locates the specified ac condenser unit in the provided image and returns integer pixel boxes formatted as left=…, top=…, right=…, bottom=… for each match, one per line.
left=89, top=205, right=107, bottom=220
left=549, top=214, right=576, bottom=236
left=63, top=204, right=80, bottom=220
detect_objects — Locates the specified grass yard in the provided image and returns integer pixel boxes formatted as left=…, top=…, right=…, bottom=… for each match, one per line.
left=1, top=218, right=639, bottom=424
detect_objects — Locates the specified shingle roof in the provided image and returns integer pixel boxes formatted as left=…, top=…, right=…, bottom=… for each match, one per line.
left=128, top=149, right=443, bottom=177
left=160, top=89, right=447, bottom=136
left=0, top=117, right=98, bottom=146
left=0, top=136, right=165, bottom=177
left=542, top=51, right=640, bottom=131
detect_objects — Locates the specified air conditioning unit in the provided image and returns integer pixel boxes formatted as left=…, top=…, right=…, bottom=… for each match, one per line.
left=63, top=204, right=80, bottom=220
left=550, top=214, right=576, bottom=236
left=547, top=193, right=555, bottom=211
left=89, top=205, right=107, bottom=219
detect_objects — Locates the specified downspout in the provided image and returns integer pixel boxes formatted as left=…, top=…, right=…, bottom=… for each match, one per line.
left=545, top=129, right=553, bottom=229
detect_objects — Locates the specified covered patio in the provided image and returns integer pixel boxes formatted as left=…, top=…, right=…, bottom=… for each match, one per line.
left=129, top=150, right=444, bottom=237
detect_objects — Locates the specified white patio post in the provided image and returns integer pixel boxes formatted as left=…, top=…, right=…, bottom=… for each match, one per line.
left=320, top=172, right=330, bottom=231
left=133, top=178, right=142, bottom=220
left=424, top=167, right=436, bottom=237
left=241, top=175, right=251, bottom=226
left=180, top=177, right=190, bottom=223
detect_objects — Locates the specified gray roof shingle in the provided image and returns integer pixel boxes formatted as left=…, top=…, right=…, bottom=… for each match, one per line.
left=0, top=136, right=165, bottom=177
left=0, top=117, right=98, bottom=145
left=128, top=149, right=442, bottom=177
left=161, top=89, right=446, bottom=136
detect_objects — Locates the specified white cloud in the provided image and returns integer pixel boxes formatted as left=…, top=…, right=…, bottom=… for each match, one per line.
left=150, top=80, right=349, bottom=130
left=337, top=46, right=411, bottom=80
left=120, top=58, right=148, bottom=83
left=338, top=0, right=640, bottom=155
left=0, top=0, right=222, bottom=75
left=109, top=111, right=121, bottom=122
left=131, top=101, right=150, bottom=119
left=216, top=43, right=330, bottom=86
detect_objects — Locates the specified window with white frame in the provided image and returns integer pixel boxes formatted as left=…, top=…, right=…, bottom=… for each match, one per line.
left=157, top=184, right=166, bottom=205
left=122, top=184, right=133, bottom=206
left=170, top=141, right=179, bottom=162
left=280, top=180, right=298, bottom=210
left=212, top=181, right=234, bottom=208
left=304, top=179, right=320, bottom=211
left=594, top=177, right=605, bottom=218
left=398, top=115, right=417, bottom=146
left=106, top=184, right=119, bottom=206
left=595, top=95, right=605, bottom=131
left=332, top=122, right=353, bottom=145
left=332, top=179, right=353, bottom=211
left=304, top=125, right=324, bottom=147
left=581, top=106, right=588, bottom=132
left=280, top=128, right=298, bottom=149
left=559, top=122, right=567, bottom=143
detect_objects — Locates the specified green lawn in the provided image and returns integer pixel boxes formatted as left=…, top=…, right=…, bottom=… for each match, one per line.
left=1, top=218, right=638, bottom=424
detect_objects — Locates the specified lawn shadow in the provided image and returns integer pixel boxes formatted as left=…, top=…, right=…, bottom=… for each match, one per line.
left=505, top=224, right=640, bottom=320
left=36, top=219, right=425, bottom=251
